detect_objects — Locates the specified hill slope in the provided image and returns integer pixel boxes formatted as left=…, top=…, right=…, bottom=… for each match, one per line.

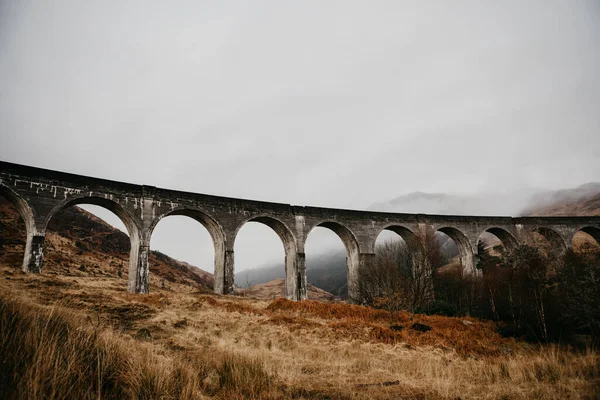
left=525, top=191, right=600, bottom=216
left=238, top=278, right=335, bottom=301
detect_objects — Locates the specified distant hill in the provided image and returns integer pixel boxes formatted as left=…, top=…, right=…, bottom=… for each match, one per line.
left=369, top=191, right=533, bottom=216
left=0, top=198, right=214, bottom=291
left=237, top=278, right=335, bottom=301
left=369, top=182, right=600, bottom=217
left=523, top=184, right=600, bottom=216
left=236, top=249, right=348, bottom=298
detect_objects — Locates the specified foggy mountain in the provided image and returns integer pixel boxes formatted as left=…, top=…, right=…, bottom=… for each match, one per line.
left=237, top=182, right=600, bottom=295
left=521, top=183, right=600, bottom=216
left=235, top=249, right=347, bottom=297
left=369, top=183, right=600, bottom=216
left=369, top=191, right=532, bottom=216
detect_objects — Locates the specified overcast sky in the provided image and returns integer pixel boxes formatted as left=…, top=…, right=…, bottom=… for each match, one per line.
left=1, top=1, right=599, bottom=272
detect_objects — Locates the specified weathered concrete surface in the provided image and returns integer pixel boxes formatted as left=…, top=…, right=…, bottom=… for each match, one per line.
left=1, top=161, right=599, bottom=302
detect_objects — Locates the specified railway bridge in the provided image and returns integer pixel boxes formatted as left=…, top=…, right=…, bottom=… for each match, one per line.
left=1, top=161, right=599, bottom=302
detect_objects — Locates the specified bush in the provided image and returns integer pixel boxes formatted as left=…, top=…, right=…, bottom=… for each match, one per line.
left=416, top=300, right=457, bottom=317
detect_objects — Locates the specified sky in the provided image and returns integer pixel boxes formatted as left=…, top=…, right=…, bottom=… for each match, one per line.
left=1, top=1, right=599, bottom=272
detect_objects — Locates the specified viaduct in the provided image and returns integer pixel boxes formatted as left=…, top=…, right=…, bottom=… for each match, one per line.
left=1, top=161, right=599, bottom=302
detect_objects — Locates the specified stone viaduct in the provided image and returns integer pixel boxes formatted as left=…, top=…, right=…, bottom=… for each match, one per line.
left=1, top=161, right=599, bottom=302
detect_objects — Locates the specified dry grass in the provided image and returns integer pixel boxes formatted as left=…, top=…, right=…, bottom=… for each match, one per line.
left=0, top=293, right=279, bottom=399
left=267, top=298, right=519, bottom=356
left=0, top=266, right=598, bottom=399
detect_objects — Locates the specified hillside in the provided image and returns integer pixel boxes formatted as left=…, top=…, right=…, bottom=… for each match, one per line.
left=1, top=264, right=597, bottom=399
left=525, top=191, right=600, bottom=217
left=238, top=278, right=335, bottom=301
left=0, top=198, right=214, bottom=291
left=369, top=182, right=600, bottom=217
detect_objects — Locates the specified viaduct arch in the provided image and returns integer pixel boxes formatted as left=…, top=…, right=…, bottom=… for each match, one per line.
left=1, top=161, right=599, bottom=303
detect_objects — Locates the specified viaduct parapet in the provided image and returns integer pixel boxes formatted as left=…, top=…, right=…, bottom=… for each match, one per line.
left=1, top=161, right=599, bottom=302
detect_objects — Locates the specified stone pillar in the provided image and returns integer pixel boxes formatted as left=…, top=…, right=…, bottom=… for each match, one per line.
left=461, top=251, right=481, bottom=277
left=286, top=252, right=307, bottom=301
left=297, top=252, right=307, bottom=301
left=214, top=248, right=235, bottom=295
left=23, top=233, right=45, bottom=273
left=350, top=253, right=374, bottom=304
left=128, top=240, right=150, bottom=294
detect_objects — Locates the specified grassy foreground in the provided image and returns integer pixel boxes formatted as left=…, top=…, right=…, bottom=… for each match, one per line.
left=0, top=266, right=598, bottom=399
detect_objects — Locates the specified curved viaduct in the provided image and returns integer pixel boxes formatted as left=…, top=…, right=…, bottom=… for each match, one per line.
left=1, top=161, right=599, bottom=302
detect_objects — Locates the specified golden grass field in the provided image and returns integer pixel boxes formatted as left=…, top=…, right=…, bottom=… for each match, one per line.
left=0, top=263, right=598, bottom=400
left=1, top=199, right=599, bottom=399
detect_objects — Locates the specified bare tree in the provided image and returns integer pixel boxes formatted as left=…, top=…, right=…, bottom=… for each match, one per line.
left=359, top=227, right=442, bottom=314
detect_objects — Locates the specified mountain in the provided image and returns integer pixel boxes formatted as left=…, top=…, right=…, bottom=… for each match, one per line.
left=0, top=198, right=214, bottom=291
left=523, top=183, right=600, bottom=216
left=369, top=183, right=600, bottom=217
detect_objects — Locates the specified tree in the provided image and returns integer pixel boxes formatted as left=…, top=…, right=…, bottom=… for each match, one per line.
left=359, top=227, right=442, bottom=314
left=556, top=245, right=600, bottom=341
left=503, top=245, right=552, bottom=342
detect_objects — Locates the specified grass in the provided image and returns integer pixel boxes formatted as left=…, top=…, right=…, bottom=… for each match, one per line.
left=0, top=266, right=599, bottom=399
left=0, top=294, right=277, bottom=399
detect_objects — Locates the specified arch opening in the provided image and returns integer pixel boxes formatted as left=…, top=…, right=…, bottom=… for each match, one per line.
left=434, top=227, right=483, bottom=316
left=150, top=214, right=216, bottom=291
left=573, top=227, right=600, bottom=252
left=365, top=225, right=431, bottom=309
left=45, top=197, right=138, bottom=240
left=437, top=227, right=474, bottom=275
left=531, top=227, right=567, bottom=255
left=43, top=200, right=134, bottom=282
left=233, top=216, right=295, bottom=298
left=374, top=226, right=425, bottom=278
left=477, top=227, right=518, bottom=264
left=305, top=221, right=360, bottom=301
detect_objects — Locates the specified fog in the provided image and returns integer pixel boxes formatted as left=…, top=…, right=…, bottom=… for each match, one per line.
left=1, top=1, right=599, bottom=271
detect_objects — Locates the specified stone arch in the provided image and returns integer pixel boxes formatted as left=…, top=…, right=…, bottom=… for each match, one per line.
left=306, top=220, right=361, bottom=301
left=45, top=196, right=139, bottom=240
left=532, top=227, right=567, bottom=253
left=308, top=221, right=360, bottom=255
left=44, top=195, right=142, bottom=291
left=576, top=226, right=600, bottom=246
left=478, top=227, right=518, bottom=254
left=150, top=208, right=225, bottom=253
left=372, top=224, right=432, bottom=299
left=437, top=226, right=477, bottom=275
left=0, top=183, right=38, bottom=272
left=0, top=182, right=35, bottom=235
left=374, top=224, right=424, bottom=257
left=149, top=207, right=226, bottom=293
left=234, top=215, right=296, bottom=255
left=234, top=215, right=299, bottom=299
